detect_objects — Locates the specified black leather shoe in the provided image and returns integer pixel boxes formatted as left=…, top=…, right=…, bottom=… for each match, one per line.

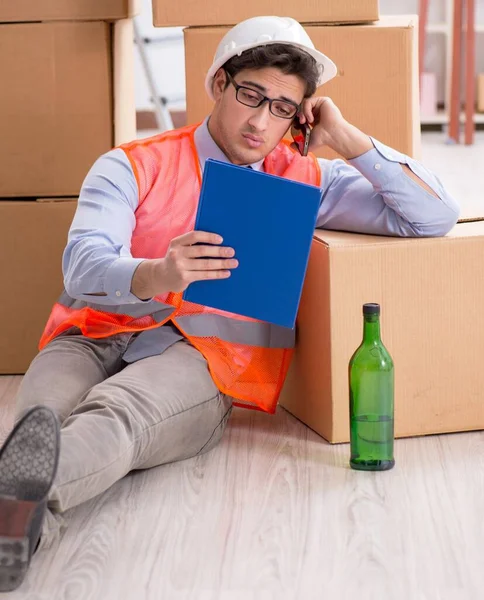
left=0, top=406, right=60, bottom=592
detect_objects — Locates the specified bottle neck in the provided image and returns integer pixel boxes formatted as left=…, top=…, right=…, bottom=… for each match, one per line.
left=363, top=314, right=381, bottom=345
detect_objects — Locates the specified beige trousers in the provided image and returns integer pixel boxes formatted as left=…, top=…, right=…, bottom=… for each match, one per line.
left=15, top=330, right=233, bottom=549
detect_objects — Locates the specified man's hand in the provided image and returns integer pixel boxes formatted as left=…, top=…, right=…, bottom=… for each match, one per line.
left=298, top=96, right=373, bottom=160
left=298, top=96, right=345, bottom=148
left=159, top=231, right=238, bottom=292
left=131, top=231, right=238, bottom=300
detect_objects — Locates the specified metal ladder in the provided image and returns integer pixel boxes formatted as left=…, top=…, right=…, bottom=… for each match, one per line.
left=133, top=18, right=177, bottom=132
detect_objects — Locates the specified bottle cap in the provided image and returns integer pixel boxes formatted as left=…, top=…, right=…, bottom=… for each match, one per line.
left=363, top=303, right=380, bottom=315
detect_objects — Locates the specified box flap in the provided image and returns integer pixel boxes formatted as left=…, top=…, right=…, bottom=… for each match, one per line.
left=0, top=0, right=139, bottom=22
left=457, top=216, right=484, bottom=223
left=313, top=218, right=484, bottom=247
left=370, top=14, right=417, bottom=28
left=36, top=198, right=78, bottom=203
left=154, top=0, right=379, bottom=28
left=313, top=229, right=414, bottom=248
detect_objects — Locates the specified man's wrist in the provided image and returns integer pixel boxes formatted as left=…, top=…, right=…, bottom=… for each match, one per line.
left=325, top=121, right=373, bottom=160
left=103, top=257, right=148, bottom=303
left=131, top=259, right=160, bottom=301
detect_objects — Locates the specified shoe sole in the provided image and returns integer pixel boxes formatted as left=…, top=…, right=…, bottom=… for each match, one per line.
left=0, top=407, right=60, bottom=592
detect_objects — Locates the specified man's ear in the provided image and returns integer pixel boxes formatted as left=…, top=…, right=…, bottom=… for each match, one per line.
left=212, top=68, right=227, bottom=101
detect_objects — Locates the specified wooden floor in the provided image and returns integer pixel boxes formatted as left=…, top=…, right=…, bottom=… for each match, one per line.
left=1, top=132, right=484, bottom=600
left=2, top=374, right=484, bottom=600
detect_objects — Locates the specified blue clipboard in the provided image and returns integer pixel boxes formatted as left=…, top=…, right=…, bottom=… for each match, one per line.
left=183, top=159, right=321, bottom=329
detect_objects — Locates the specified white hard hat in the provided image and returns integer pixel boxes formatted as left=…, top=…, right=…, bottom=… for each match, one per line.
left=205, top=16, right=338, bottom=100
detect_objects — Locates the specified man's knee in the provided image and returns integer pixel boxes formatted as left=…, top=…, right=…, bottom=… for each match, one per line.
left=195, top=395, right=233, bottom=456
left=134, top=393, right=233, bottom=470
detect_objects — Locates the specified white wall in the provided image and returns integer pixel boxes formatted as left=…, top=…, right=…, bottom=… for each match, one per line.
left=134, top=0, right=186, bottom=111
left=379, top=0, right=484, bottom=105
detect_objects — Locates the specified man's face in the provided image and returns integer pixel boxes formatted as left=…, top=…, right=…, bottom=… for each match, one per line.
left=209, top=67, right=306, bottom=165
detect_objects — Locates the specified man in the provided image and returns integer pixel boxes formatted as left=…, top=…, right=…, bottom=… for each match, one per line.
left=0, top=16, right=459, bottom=591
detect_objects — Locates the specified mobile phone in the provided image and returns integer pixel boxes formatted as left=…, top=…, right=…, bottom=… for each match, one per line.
left=291, top=119, right=311, bottom=157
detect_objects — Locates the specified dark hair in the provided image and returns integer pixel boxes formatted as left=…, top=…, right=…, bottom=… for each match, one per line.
left=222, top=43, right=320, bottom=98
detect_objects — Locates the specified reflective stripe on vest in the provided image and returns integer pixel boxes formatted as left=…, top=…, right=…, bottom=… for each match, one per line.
left=57, top=290, right=175, bottom=323
left=57, top=291, right=174, bottom=321
left=174, top=314, right=295, bottom=348
left=40, top=123, right=321, bottom=413
left=56, top=292, right=294, bottom=348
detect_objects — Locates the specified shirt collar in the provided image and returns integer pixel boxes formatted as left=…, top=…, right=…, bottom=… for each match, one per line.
left=194, top=117, right=265, bottom=173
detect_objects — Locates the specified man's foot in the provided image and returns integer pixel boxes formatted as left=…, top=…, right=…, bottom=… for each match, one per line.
left=0, top=406, right=60, bottom=592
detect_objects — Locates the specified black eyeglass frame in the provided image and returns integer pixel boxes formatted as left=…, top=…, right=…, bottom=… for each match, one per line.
left=225, top=71, right=301, bottom=120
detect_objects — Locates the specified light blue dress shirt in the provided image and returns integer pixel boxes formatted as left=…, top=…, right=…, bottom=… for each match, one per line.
left=63, top=118, right=460, bottom=308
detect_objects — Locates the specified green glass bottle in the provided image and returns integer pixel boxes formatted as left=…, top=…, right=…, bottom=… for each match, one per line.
left=349, top=303, right=395, bottom=471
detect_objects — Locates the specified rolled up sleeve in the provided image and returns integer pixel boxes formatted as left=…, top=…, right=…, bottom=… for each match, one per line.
left=63, top=148, right=151, bottom=305
left=316, top=137, right=460, bottom=237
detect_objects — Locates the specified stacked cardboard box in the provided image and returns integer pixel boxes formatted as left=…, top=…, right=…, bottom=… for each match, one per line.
left=0, top=2, right=138, bottom=373
left=152, top=0, right=379, bottom=28
left=153, top=4, right=484, bottom=441
left=478, top=74, right=484, bottom=113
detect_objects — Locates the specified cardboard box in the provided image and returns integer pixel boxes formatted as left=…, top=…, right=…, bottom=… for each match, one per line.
left=279, top=218, right=484, bottom=443
left=0, top=0, right=140, bottom=22
left=113, top=18, right=137, bottom=147
left=0, top=199, right=78, bottom=374
left=0, top=20, right=136, bottom=198
left=478, top=74, right=484, bottom=113
left=153, top=0, right=379, bottom=28
left=184, top=16, right=421, bottom=160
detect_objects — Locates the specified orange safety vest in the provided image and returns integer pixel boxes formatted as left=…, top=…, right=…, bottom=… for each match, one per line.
left=40, top=123, right=321, bottom=413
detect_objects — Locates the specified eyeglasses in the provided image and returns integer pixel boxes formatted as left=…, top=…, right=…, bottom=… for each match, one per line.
left=225, top=71, right=300, bottom=120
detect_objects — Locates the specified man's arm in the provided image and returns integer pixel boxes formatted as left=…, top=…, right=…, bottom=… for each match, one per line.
left=62, top=149, right=149, bottom=304
left=298, top=97, right=460, bottom=237
left=316, top=120, right=440, bottom=200
left=315, top=137, right=460, bottom=237
left=64, top=149, right=238, bottom=304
